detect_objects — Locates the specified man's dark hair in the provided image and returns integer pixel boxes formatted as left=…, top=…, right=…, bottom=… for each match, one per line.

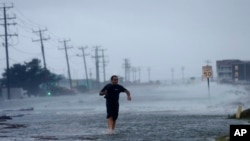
left=110, top=75, right=118, bottom=81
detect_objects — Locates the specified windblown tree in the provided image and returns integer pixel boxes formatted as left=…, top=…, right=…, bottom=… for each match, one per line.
left=0, top=59, right=63, bottom=96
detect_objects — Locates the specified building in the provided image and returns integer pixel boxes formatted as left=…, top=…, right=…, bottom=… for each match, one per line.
left=216, top=59, right=250, bottom=83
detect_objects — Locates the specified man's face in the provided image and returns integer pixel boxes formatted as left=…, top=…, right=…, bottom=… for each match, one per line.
left=111, top=77, right=118, bottom=85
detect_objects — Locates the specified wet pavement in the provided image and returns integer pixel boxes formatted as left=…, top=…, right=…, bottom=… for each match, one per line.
left=0, top=82, right=249, bottom=141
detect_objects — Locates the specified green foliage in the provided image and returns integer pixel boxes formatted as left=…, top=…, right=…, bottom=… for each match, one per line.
left=215, top=135, right=229, bottom=141
left=228, top=108, right=250, bottom=119
left=0, top=58, right=63, bottom=96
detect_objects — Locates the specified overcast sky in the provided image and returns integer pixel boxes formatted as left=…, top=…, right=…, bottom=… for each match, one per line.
left=1, top=0, right=250, bottom=82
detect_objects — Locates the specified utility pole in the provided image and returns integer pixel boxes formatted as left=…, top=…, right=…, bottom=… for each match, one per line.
left=78, top=46, right=89, bottom=90
left=89, top=68, right=92, bottom=80
left=59, top=40, right=73, bottom=89
left=0, top=3, right=18, bottom=99
left=32, top=28, right=50, bottom=93
left=101, top=49, right=108, bottom=82
left=123, top=58, right=131, bottom=83
left=32, top=28, right=50, bottom=70
left=92, top=46, right=101, bottom=88
left=148, top=67, right=151, bottom=83
left=138, top=67, right=141, bottom=83
left=171, top=68, right=174, bottom=85
left=181, top=66, right=185, bottom=83
left=132, top=67, right=137, bottom=82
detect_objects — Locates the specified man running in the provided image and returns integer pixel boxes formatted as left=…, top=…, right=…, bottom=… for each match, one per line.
left=99, top=75, right=132, bottom=134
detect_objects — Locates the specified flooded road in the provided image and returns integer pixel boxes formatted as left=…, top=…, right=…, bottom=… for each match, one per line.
left=0, top=82, right=249, bottom=141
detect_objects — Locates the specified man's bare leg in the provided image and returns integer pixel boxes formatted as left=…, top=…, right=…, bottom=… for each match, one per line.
left=112, top=120, right=116, bottom=130
left=107, top=117, right=114, bottom=134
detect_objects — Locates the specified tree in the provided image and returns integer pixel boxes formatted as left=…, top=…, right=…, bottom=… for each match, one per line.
left=0, top=58, right=63, bottom=96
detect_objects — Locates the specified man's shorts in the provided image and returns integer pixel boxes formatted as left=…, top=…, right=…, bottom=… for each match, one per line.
left=106, top=101, right=119, bottom=121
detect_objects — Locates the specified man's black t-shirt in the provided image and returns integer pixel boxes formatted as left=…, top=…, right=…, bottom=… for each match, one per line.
left=101, top=84, right=126, bottom=102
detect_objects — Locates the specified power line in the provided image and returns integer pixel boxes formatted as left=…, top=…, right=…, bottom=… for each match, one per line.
left=14, top=6, right=45, bottom=29
left=10, top=45, right=40, bottom=55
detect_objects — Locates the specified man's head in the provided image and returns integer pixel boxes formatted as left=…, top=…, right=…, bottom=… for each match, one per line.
left=110, top=75, right=118, bottom=85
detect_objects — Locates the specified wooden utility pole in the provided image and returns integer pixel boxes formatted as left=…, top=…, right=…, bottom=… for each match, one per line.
left=32, top=28, right=50, bottom=93
left=78, top=46, right=89, bottom=90
left=0, top=3, right=18, bottom=99
left=138, top=67, right=141, bottom=83
left=148, top=67, right=151, bottom=82
left=181, top=66, right=185, bottom=83
left=32, top=28, right=50, bottom=70
left=59, top=40, right=73, bottom=89
left=171, top=68, right=174, bottom=84
left=92, top=46, right=101, bottom=87
left=101, top=49, right=108, bottom=82
left=132, top=67, right=137, bottom=82
left=123, top=58, right=131, bottom=83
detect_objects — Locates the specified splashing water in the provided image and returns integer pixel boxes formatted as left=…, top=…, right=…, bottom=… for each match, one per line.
left=0, top=81, right=248, bottom=141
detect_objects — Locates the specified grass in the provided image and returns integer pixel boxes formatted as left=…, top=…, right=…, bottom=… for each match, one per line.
left=215, top=108, right=250, bottom=141
left=215, top=135, right=229, bottom=141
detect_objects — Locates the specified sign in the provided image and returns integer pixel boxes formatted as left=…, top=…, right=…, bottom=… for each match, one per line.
left=202, top=65, right=213, bottom=78
left=230, top=125, right=250, bottom=141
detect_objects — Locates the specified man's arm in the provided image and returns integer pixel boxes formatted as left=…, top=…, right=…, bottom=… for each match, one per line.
left=99, top=85, right=108, bottom=96
left=125, top=89, right=132, bottom=101
left=99, top=90, right=107, bottom=96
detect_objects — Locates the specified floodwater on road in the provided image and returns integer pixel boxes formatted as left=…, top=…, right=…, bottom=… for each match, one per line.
left=0, top=82, right=249, bottom=141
